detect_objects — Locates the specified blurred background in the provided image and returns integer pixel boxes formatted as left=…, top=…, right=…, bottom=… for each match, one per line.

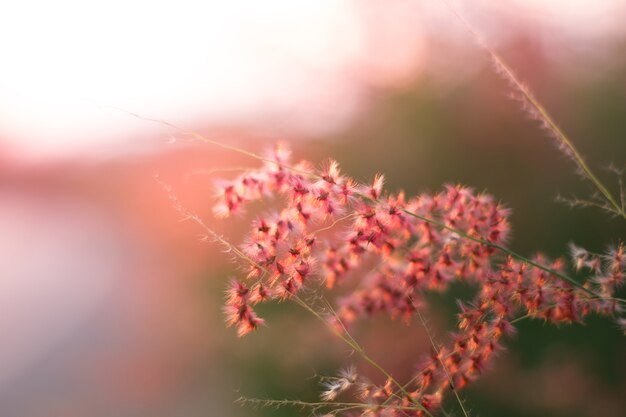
left=1, top=1, right=625, bottom=416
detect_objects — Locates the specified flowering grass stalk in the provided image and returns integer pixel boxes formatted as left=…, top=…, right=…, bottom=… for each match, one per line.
left=142, top=102, right=626, bottom=415
left=130, top=126, right=625, bottom=417
left=199, top=142, right=624, bottom=416
left=438, top=0, right=626, bottom=220
left=142, top=7, right=625, bottom=414
left=139, top=101, right=626, bottom=415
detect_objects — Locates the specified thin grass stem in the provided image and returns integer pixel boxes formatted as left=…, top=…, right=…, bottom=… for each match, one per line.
left=437, top=0, right=625, bottom=220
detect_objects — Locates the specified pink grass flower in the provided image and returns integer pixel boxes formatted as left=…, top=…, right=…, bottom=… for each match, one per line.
left=212, top=143, right=625, bottom=414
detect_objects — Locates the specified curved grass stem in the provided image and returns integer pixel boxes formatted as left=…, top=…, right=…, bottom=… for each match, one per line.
left=437, top=0, right=625, bottom=220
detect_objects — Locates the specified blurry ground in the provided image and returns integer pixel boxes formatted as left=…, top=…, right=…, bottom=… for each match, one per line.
left=1, top=2, right=626, bottom=417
